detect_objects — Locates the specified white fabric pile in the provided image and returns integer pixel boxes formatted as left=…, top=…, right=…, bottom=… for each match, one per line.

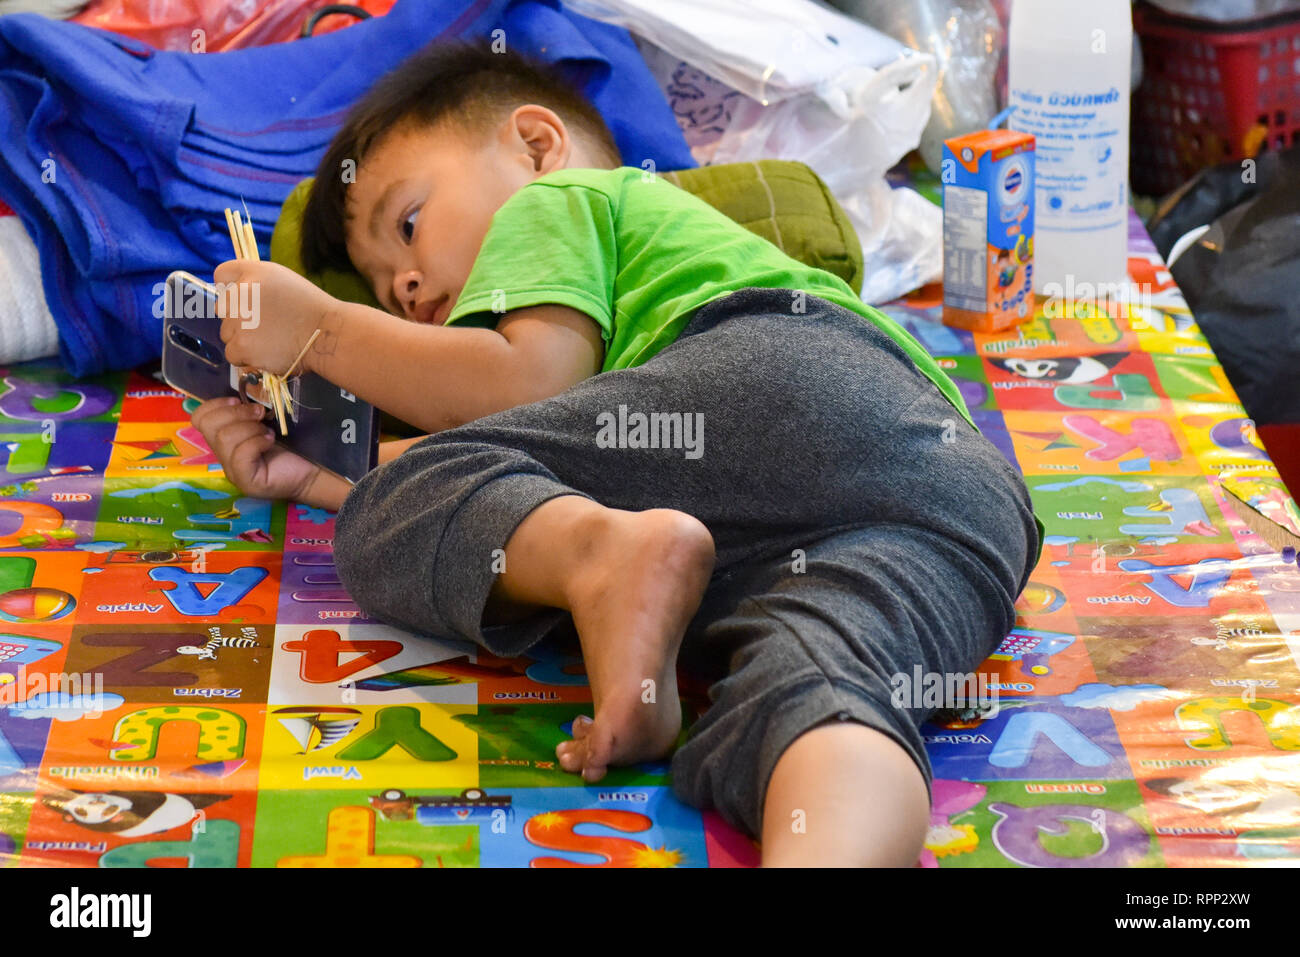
left=0, top=0, right=89, bottom=17
left=0, top=213, right=61, bottom=363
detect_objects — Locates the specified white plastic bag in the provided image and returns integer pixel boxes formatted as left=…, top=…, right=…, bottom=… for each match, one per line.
left=565, top=0, right=944, bottom=303
left=831, top=0, right=1004, bottom=174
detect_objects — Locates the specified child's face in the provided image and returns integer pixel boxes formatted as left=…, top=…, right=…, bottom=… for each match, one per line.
left=344, top=106, right=580, bottom=324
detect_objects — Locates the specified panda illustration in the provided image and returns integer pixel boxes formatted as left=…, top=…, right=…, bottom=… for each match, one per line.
left=990, top=352, right=1126, bottom=384
left=43, top=790, right=230, bottom=837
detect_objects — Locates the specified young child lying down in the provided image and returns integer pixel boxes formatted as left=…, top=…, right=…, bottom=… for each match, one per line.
left=191, top=41, right=1041, bottom=867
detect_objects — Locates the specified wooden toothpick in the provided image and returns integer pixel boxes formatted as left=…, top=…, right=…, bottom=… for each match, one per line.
left=224, top=208, right=243, bottom=259
left=282, top=329, right=321, bottom=380
left=223, top=203, right=290, bottom=435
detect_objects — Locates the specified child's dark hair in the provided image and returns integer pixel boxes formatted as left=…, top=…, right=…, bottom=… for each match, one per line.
left=301, top=40, right=622, bottom=275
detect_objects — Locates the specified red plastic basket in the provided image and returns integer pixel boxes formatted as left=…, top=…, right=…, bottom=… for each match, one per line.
left=1131, top=2, right=1300, bottom=195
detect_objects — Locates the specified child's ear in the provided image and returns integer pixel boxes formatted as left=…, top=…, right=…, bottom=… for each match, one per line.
left=506, top=104, right=569, bottom=175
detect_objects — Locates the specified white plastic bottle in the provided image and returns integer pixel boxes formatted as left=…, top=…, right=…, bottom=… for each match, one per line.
left=1008, top=0, right=1132, bottom=298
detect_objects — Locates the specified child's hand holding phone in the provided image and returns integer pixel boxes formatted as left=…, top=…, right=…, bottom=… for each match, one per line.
left=213, top=258, right=335, bottom=375
left=191, top=396, right=350, bottom=511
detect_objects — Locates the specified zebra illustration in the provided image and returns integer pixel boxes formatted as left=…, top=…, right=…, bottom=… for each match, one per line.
left=176, top=635, right=261, bottom=661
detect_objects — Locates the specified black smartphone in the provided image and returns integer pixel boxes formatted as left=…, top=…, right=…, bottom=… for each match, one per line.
left=160, top=270, right=378, bottom=484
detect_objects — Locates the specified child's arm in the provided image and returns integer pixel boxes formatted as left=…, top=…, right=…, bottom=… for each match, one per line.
left=193, top=396, right=425, bottom=512
left=309, top=298, right=604, bottom=433
left=377, top=436, right=429, bottom=464
left=215, top=260, right=604, bottom=435
left=192, top=396, right=353, bottom=511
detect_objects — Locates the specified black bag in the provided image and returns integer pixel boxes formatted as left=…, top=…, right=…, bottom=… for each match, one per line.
left=1149, top=146, right=1300, bottom=425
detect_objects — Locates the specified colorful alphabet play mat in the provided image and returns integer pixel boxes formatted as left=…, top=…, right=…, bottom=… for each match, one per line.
left=0, top=210, right=1297, bottom=868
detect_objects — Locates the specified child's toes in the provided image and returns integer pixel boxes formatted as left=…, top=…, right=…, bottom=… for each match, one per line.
left=579, top=721, right=615, bottom=783
left=556, top=738, right=585, bottom=773
left=571, top=714, right=593, bottom=740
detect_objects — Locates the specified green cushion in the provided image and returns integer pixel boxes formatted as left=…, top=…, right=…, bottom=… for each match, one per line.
left=658, top=161, right=863, bottom=295
left=270, top=159, right=863, bottom=304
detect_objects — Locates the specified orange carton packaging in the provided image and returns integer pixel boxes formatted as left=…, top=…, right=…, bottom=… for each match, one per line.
left=941, top=129, right=1036, bottom=333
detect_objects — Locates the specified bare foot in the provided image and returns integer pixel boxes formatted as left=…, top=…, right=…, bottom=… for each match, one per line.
left=554, top=508, right=715, bottom=782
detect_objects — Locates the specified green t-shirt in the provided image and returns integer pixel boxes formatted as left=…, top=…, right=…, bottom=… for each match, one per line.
left=445, top=166, right=975, bottom=429
left=446, top=165, right=1044, bottom=566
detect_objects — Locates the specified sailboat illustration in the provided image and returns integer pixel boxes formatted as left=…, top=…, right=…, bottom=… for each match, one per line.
left=273, top=707, right=362, bottom=754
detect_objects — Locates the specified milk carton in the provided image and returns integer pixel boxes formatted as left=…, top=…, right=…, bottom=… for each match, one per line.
left=941, top=129, right=1035, bottom=333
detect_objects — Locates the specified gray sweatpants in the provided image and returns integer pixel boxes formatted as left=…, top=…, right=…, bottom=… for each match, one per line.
left=332, top=287, right=1039, bottom=837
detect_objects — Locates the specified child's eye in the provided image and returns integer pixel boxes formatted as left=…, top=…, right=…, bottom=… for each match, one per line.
left=400, top=208, right=419, bottom=243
